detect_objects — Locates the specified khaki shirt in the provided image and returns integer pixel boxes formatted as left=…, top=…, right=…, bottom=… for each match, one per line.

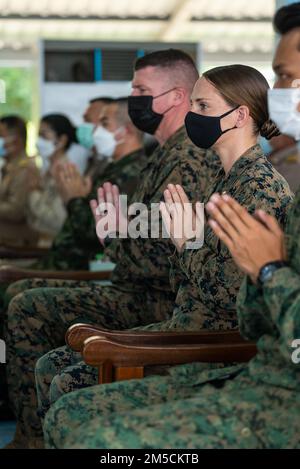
left=27, top=156, right=68, bottom=239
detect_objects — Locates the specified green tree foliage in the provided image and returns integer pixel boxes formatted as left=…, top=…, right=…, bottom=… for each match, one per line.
left=0, top=67, right=33, bottom=121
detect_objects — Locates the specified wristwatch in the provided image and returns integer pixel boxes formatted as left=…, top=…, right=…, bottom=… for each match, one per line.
left=257, top=260, right=288, bottom=286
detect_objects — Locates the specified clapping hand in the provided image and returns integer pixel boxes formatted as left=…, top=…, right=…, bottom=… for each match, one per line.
left=160, top=184, right=204, bottom=252
left=55, top=162, right=92, bottom=204
left=206, top=193, right=286, bottom=283
left=90, top=182, right=127, bottom=246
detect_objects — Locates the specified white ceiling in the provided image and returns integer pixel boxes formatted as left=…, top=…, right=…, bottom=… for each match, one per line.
left=0, top=0, right=277, bottom=54
left=0, top=0, right=275, bottom=18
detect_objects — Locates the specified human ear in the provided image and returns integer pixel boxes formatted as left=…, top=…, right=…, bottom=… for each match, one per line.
left=173, top=87, right=186, bottom=106
left=235, top=106, right=250, bottom=128
left=57, top=134, right=68, bottom=150
left=115, top=125, right=128, bottom=141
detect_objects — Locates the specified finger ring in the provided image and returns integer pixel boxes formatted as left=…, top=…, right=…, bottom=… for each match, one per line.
left=96, top=207, right=107, bottom=216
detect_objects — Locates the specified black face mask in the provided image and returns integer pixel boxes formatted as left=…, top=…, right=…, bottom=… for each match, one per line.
left=128, top=89, right=175, bottom=135
left=185, top=106, right=239, bottom=149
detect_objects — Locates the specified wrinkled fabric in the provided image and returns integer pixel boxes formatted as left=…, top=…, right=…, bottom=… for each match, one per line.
left=5, top=127, right=214, bottom=446
left=35, top=148, right=148, bottom=271
left=37, top=144, right=293, bottom=432
left=45, top=186, right=300, bottom=450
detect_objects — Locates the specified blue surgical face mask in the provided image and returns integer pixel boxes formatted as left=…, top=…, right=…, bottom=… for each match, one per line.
left=0, top=137, right=7, bottom=158
left=76, top=123, right=95, bottom=149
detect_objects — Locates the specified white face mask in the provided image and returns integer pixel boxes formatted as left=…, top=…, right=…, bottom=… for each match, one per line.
left=36, top=137, right=56, bottom=172
left=93, top=126, right=124, bottom=159
left=268, top=88, right=300, bottom=141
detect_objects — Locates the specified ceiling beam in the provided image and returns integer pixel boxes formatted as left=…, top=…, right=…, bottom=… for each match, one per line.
left=158, top=0, right=193, bottom=41
left=0, top=14, right=169, bottom=21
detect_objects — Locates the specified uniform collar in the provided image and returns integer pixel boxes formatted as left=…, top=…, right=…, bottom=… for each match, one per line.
left=161, top=126, right=186, bottom=152
left=216, top=144, right=265, bottom=183
left=111, top=147, right=144, bottom=166
left=121, top=147, right=144, bottom=161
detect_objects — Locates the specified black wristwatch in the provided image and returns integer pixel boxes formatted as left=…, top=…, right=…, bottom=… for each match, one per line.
left=257, top=260, right=288, bottom=286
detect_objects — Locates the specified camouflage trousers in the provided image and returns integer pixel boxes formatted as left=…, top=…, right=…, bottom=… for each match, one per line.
left=35, top=346, right=97, bottom=422
left=0, top=278, right=97, bottom=419
left=34, top=283, right=239, bottom=424
left=1, top=277, right=93, bottom=327
left=3, top=277, right=107, bottom=329
left=4, top=280, right=174, bottom=447
left=44, top=361, right=300, bottom=449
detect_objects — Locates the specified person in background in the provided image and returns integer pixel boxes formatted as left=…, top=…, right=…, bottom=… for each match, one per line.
left=47, top=96, right=148, bottom=268
left=0, top=115, right=41, bottom=247
left=30, top=97, right=146, bottom=271
left=27, top=114, right=77, bottom=244
left=269, top=134, right=295, bottom=157
left=76, top=97, right=115, bottom=179
left=60, top=97, right=115, bottom=177
left=268, top=134, right=299, bottom=192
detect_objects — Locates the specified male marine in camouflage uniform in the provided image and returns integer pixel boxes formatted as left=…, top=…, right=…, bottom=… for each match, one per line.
left=4, top=49, right=215, bottom=448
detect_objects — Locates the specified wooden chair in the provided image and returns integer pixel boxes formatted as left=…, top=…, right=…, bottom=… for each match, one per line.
left=0, top=245, right=49, bottom=260
left=0, top=265, right=112, bottom=283
left=0, top=245, right=113, bottom=282
left=66, top=324, right=257, bottom=384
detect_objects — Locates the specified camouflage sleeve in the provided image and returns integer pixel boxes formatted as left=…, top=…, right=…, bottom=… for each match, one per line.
left=178, top=234, right=243, bottom=312
left=64, top=156, right=144, bottom=261
left=168, top=250, right=187, bottom=294
left=111, top=155, right=207, bottom=279
left=223, top=179, right=294, bottom=341
left=236, top=277, right=271, bottom=341
left=102, top=237, right=120, bottom=263
left=66, top=197, right=98, bottom=246
left=176, top=178, right=293, bottom=315
left=32, top=200, right=101, bottom=271
left=262, top=267, right=300, bottom=363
